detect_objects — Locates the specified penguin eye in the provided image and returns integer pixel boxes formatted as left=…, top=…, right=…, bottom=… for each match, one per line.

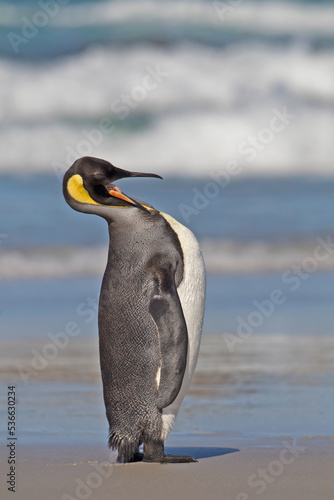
left=94, top=184, right=109, bottom=197
left=92, top=172, right=105, bottom=182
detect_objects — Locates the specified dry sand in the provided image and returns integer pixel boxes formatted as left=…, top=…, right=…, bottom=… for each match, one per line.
left=1, top=438, right=333, bottom=500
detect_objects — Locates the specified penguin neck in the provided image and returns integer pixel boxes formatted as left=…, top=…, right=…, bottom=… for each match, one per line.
left=105, top=209, right=158, bottom=262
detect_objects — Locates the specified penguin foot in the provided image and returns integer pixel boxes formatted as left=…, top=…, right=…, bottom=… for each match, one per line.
left=116, top=451, right=143, bottom=463
left=132, top=452, right=144, bottom=462
left=143, top=441, right=197, bottom=464
left=161, top=454, right=198, bottom=464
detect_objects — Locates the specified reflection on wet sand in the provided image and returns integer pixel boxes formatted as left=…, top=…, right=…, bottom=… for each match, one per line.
left=1, top=334, right=333, bottom=445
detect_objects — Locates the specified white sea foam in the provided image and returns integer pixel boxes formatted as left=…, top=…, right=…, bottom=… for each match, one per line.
left=1, top=239, right=334, bottom=280
left=0, top=43, right=333, bottom=176
left=0, top=246, right=108, bottom=280
left=1, top=108, right=333, bottom=176
left=1, top=44, right=333, bottom=122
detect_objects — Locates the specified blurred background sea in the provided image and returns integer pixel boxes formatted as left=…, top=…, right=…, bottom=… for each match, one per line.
left=0, top=0, right=334, bottom=447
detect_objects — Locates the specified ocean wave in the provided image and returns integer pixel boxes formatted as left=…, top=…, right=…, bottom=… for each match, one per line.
left=0, top=106, right=333, bottom=176
left=202, top=239, right=334, bottom=274
left=2, top=1, right=334, bottom=60
left=1, top=0, right=334, bottom=39
left=0, top=246, right=108, bottom=280
left=2, top=335, right=334, bottom=381
left=1, top=239, right=334, bottom=280
left=0, top=43, right=333, bottom=176
left=2, top=44, right=333, bottom=123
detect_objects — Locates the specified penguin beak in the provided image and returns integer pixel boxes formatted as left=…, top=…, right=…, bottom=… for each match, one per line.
left=105, top=181, right=159, bottom=214
left=106, top=185, right=138, bottom=206
left=105, top=170, right=163, bottom=213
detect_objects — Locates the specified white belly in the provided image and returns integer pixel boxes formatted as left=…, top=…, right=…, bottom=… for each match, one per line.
left=159, top=212, right=206, bottom=440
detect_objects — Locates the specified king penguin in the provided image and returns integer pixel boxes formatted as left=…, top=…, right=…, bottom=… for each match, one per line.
left=63, top=156, right=206, bottom=463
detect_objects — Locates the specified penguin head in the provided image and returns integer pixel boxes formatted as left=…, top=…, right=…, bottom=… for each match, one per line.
left=63, top=156, right=162, bottom=220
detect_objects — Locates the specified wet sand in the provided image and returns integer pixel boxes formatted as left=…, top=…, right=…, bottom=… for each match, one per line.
left=1, top=334, right=333, bottom=498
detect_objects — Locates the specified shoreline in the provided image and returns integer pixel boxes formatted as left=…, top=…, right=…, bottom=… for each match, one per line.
left=1, top=333, right=334, bottom=447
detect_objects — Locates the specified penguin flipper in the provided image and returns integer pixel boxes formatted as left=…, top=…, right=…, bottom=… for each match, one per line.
left=148, top=269, right=188, bottom=410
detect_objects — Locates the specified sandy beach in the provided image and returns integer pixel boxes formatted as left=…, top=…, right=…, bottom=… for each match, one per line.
left=0, top=438, right=333, bottom=500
